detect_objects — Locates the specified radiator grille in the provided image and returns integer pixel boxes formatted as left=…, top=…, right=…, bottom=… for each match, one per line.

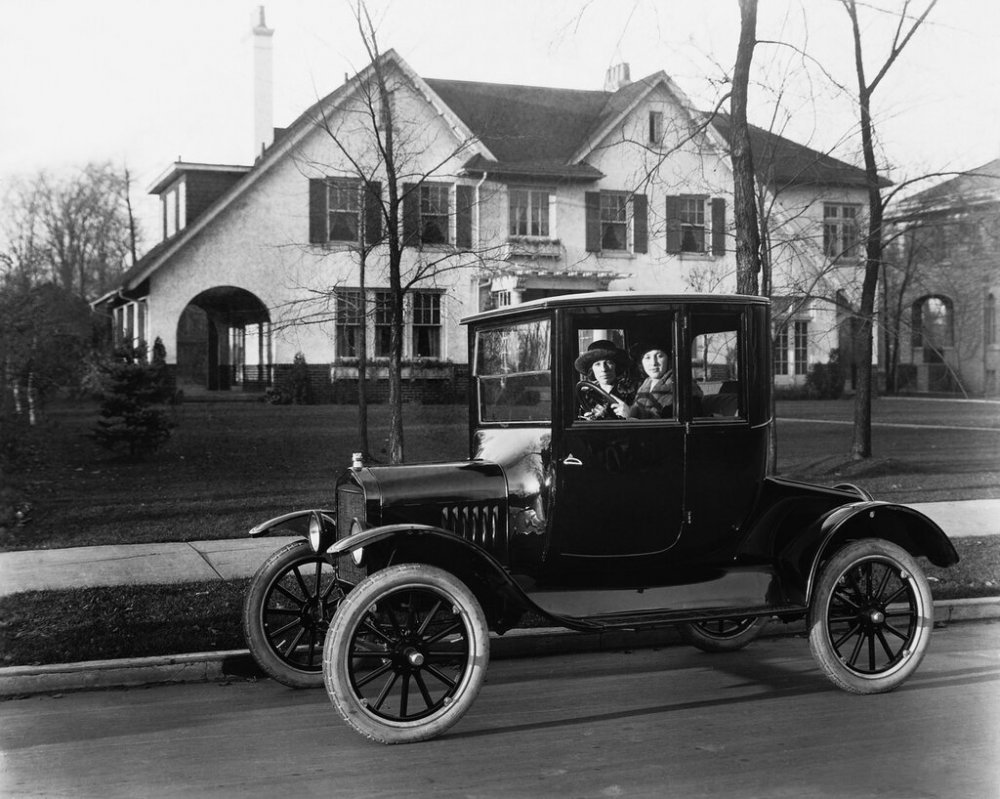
left=337, top=483, right=366, bottom=538
left=441, top=503, right=504, bottom=553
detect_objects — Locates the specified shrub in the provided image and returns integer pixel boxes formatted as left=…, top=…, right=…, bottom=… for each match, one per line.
left=805, top=349, right=846, bottom=399
left=91, top=338, right=174, bottom=456
left=288, top=351, right=312, bottom=404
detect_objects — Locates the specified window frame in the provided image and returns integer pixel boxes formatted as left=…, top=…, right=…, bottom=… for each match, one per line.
left=508, top=187, right=552, bottom=238
left=678, top=195, right=708, bottom=254
left=335, top=290, right=363, bottom=358
left=793, top=320, right=809, bottom=376
left=823, top=202, right=862, bottom=260
left=419, top=182, right=451, bottom=245
left=326, top=179, right=362, bottom=243
left=599, top=191, right=630, bottom=252
left=411, top=291, right=442, bottom=359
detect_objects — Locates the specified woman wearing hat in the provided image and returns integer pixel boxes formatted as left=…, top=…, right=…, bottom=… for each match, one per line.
left=627, top=341, right=701, bottom=419
left=575, top=339, right=634, bottom=419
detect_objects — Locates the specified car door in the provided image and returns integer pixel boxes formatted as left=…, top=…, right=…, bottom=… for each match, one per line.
left=679, top=306, right=768, bottom=561
left=546, top=310, right=686, bottom=563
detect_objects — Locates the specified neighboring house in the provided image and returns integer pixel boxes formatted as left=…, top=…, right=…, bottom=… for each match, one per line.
left=94, top=46, right=879, bottom=401
left=885, top=159, right=1000, bottom=397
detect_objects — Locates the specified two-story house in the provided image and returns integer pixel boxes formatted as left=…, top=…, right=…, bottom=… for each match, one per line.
left=885, top=159, right=1000, bottom=396
left=95, top=47, right=877, bottom=401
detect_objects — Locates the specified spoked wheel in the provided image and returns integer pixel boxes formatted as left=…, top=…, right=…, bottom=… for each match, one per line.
left=324, top=563, right=489, bottom=744
left=809, top=539, right=934, bottom=694
left=678, top=617, right=766, bottom=652
left=243, top=540, right=354, bottom=688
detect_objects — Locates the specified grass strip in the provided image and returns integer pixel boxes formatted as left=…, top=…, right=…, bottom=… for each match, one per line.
left=1, top=538, right=996, bottom=669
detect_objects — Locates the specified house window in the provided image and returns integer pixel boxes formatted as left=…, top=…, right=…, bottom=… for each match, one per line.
left=823, top=203, right=861, bottom=259
left=793, top=320, right=809, bottom=375
left=600, top=191, right=629, bottom=250
left=412, top=292, right=441, bottom=358
left=494, top=290, right=512, bottom=308
left=774, top=326, right=789, bottom=375
left=509, top=188, right=550, bottom=237
left=374, top=291, right=392, bottom=358
left=666, top=195, right=725, bottom=255
left=336, top=290, right=362, bottom=358
left=327, top=180, right=361, bottom=242
left=420, top=183, right=450, bottom=244
left=679, top=196, right=707, bottom=253
left=648, top=110, right=663, bottom=144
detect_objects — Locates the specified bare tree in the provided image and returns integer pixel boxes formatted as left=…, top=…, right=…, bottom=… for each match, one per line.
left=842, top=0, right=937, bottom=459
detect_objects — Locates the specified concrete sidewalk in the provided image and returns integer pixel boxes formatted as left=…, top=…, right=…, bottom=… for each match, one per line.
left=1, top=499, right=997, bottom=598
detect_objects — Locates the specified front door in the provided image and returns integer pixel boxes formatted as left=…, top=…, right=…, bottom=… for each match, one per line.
left=547, top=310, right=687, bottom=567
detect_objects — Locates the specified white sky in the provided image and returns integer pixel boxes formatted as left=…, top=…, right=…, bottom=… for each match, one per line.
left=2, top=0, right=999, bottom=251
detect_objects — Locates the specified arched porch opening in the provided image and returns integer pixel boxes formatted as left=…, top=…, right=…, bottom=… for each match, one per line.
left=176, top=286, right=271, bottom=393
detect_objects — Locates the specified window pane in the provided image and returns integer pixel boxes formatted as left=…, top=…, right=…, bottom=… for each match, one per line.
left=475, top=319, right=551, bottom=423
left=793, top=321, right=808, bottom=375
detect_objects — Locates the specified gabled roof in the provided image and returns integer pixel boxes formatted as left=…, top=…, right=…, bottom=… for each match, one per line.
left=111, top=50, right=889, bottom=297
left=709, top=113, right=886, bottom=189
left=894, top=158, right=1000, bottom=216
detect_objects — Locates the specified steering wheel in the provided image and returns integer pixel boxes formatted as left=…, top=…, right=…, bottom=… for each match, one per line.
left=576, top=381, right=617, bottom=416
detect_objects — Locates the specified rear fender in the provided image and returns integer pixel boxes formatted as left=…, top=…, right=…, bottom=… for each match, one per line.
left=330, top=524, right=533, bottom=630
left=780, top=501, right=959, bottom=605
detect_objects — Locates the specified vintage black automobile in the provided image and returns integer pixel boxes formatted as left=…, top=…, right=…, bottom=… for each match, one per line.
left=244, top=293, right=958, bottom=744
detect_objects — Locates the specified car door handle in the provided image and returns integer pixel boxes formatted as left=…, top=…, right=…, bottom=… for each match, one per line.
left=562, top=454, right=583, bottom=466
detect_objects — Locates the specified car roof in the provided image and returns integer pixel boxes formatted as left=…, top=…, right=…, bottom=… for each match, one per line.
left=461, top=292, right=770, bottom=325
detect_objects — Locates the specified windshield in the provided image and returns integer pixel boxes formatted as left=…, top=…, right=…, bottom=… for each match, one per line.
left=474, top=318, right=551, bottom=423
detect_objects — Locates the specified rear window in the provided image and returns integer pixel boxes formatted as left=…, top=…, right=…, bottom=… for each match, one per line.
left=474, top=318, right=551, bottom=423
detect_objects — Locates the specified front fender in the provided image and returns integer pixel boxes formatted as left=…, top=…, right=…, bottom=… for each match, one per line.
left=248, top=509, right=336, bottom=537
left=779, top=501, right=960, bottom=605
left=330, top=524, right=571, bottom=631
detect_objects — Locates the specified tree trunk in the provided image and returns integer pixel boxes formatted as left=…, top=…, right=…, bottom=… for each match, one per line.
left=731, top=0, right=761, bottom=297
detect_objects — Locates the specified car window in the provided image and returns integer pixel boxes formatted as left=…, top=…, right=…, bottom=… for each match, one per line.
left=572, top=313, right=677, bottom=422
left=475, top=318, right=551, bottom=423
left=691, top=313, right=744, bottom=419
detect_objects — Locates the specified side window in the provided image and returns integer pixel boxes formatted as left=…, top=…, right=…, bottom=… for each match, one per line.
left=571, top=314, right=677, bottom=422
left=690, top=313, right=743, bottom=419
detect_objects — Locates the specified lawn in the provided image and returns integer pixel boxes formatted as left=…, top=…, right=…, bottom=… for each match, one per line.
left=3, top=396, right=998, bottom=552
left=0, top=396, right=997, bottom=668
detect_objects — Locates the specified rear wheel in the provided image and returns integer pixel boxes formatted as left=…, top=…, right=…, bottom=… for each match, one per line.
left=324, top=563, right=489, bottom=744
left=677, top=617, right=766, bottom=652
left=243, top=540, right=353, bottom=688
left=809, top=539, right=933, bottom=694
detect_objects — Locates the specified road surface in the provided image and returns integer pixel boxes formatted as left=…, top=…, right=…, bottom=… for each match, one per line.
left=2, top=622, right=998, bottom=798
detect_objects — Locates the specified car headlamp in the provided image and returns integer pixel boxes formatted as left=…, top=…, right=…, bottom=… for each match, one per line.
left=307, top=511, right=336, bottom=553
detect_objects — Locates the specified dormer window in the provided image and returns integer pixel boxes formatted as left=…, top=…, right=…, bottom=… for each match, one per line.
left=162, top=182, right=186, bottom=239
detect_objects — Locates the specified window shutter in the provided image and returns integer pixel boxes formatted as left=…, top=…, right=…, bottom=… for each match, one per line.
left=633, top=193, right=648, bottom=253
left=665, top=195, right=681, bottom=253
left=712, top=197, right=726, bottom=256
left=309, top=178, right=327, bottom=243
left=585, top=192, right=601, bottom=252
left=402, top=183, right=419, bottom=246
left=456, top=184, right=474, bottom=250
left=364, top=181, right=382, bottom=246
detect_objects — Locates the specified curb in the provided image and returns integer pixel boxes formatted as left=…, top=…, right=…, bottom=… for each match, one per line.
left=2, top=598, right=997, bottom=699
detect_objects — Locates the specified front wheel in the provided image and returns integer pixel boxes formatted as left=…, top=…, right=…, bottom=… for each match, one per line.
left=809, top=539, right=934, bottom=694
left=242, top=540, right=354, bottom=688
left=324, top=563, right=489, bottom=744
left=677, top=617, right=766, bottom=652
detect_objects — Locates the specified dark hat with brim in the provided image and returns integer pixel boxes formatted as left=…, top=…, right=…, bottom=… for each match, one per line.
left=575, top=339, right=628, bottom=375
left=629, top=341, right=671, bottom=361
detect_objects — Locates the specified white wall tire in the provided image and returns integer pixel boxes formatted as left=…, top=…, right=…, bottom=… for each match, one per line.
left=323, top=563, right=489, bottom=744
left=809, top=539, right=934, bottom=694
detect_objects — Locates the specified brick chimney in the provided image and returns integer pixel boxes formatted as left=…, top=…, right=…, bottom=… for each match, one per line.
left=252, top=6, right=274, bottom=159
left=604, top=63, right=631, bottom=92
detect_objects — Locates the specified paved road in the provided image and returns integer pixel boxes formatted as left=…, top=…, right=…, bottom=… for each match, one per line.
left=2, top=622, right=997, bottom=799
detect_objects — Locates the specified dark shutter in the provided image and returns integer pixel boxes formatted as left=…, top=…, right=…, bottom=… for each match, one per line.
left=402, top=183, right=419, bottom=246
left=585, top=192, right=601, bottom=252
left=455, top=184, right=474, bottom=250
left=633, top=193, right=648, bottom=253
left=712, top=197, right=726, bottom=256
left=309, top=178, right=327, bottom=243
left=665, top=195, right=681, bottom=253
left=364, top=181, right=382, bottom=245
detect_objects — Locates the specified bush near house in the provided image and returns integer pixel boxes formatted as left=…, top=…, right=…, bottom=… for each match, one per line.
left=804, top=348, right=846, bottom=399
